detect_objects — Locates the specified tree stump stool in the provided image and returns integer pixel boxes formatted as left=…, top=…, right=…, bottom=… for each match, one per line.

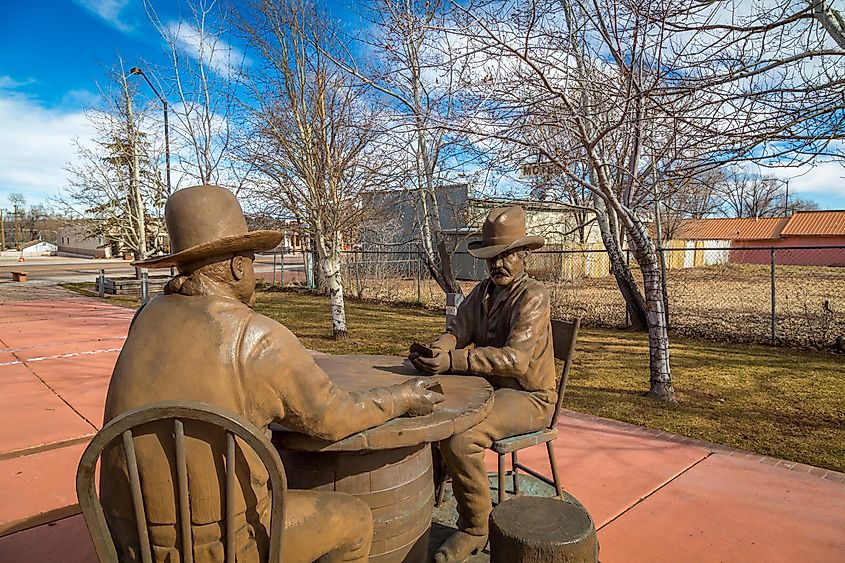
left=489, top=496, right=598, bottom=563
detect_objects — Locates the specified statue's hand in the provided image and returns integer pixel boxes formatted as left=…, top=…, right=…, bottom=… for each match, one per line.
left=399, top=378, right=445, bottom=417
left=409, top=347, right=450, bottom=375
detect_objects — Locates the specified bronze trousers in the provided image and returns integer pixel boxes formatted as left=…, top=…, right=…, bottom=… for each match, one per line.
left=439, top=387, right=555, bottom=538
left=111, top=489, right=372, bottom=563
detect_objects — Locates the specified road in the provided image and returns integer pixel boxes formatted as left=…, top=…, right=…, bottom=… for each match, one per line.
left=0, top=254, right=304, bottom=285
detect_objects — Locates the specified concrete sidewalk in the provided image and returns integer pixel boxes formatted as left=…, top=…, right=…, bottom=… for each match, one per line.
left=0, top=289, right=843, bottom=562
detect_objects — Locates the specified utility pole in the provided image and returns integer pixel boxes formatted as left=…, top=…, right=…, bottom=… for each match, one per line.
left=784, top=179, right=790, bottom=216
left=0, top=209, right=5, bottom=251
left=129, top=67, right=171, bottom=197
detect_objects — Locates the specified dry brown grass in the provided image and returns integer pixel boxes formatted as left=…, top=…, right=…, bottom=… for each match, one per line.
left=256, top=288, right=845, bottom=473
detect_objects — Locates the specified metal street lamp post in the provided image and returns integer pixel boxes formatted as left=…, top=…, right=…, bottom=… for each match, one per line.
left=130, top=66, right=174, bottom=278
left=129, top=66, right=171, bottom=198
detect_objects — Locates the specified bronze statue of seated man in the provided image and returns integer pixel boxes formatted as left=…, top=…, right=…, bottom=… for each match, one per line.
left=101, top=185, right=441, bottom=563
left=410, top=206, right=557, bottom=563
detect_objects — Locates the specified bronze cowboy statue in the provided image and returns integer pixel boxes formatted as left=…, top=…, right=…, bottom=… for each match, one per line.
left=410, top=206, right=557, bottom=563
left=100, top=185, right=442, bottom=563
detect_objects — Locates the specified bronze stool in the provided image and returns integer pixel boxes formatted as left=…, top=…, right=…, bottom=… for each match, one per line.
left=489, top=496, right=598, bottom=563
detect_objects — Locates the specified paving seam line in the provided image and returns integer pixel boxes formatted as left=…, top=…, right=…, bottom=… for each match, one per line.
left=0, top=347, right=124, bottom=367
left=0, top=504, right=82, bottom=539
left=596, top=453, right=712, bottom=532
left=11, top=352, right=101, bottom=432
left=0, top=435, right=94, bottom=463
left=0, top=313, right=133, bottom=326
left=0, top=336, right=126, bottom=354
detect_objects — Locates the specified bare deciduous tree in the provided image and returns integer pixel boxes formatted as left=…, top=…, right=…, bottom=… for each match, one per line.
left=8, top=193, right=26, bottom=247
left=453, top=0, right=845, bottom=400
left=714, top=168, right=819, bottom=218
left=145, top=0, right=242, bottom=187
left=236, top=0, right=386, bottom=339
left=329, top=0, right=479, bottom=295
left=59, top=59, right=165, bottom=262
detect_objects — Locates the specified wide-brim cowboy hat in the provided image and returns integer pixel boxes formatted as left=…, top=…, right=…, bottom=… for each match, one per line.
left=133, top=185, right=283, bottom=269
left=467, top=205, right=545, bottom=259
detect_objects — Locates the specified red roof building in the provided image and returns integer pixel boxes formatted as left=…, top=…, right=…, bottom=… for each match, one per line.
left=676, top=211, right=845, bottom=266
left=675, top=217, right=788, bottom=241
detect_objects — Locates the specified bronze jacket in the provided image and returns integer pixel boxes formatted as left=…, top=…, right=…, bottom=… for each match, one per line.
left=101, top=294, right=402, bottom=559
left=432, top=273, right=556, bottom=397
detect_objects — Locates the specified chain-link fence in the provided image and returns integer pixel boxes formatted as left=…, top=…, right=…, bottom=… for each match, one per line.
left=663, top=246, right=845, bottom=350
left=260, top=249, right=460, bottom=306
left=261, top=245, right=845, bottom=352
left=524, top=245, right=845, bottom=351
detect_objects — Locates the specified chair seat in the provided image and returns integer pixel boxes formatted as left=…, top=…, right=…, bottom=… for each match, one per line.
left=490, top=428, right=558, bottom=454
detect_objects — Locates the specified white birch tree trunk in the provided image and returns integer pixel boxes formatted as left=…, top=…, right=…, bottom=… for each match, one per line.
left=317, top=230, right=348, bottom=339
left=627, top=222, right=674, bottom=401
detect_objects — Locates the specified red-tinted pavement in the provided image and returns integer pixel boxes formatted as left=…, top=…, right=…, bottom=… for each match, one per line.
left=0, top=289, right=843, bottom=562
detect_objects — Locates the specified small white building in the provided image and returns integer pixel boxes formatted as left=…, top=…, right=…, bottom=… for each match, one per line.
left=17, top=240, right=58, bottom=256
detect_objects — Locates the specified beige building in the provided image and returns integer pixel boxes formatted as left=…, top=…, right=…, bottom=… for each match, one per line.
left=56, top=225, right=113, bottom=258
left=362, top=184, right=601, bottom=280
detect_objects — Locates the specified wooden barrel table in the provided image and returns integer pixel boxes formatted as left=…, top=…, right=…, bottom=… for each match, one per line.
left=273, top=355, right=494, bottom=563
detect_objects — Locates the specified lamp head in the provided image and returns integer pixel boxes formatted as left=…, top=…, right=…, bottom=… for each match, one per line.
left=129, top=67, right=143, bottom=75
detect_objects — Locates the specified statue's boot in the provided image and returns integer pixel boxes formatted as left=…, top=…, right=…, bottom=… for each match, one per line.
left=434, top=531, right=488, bottom=563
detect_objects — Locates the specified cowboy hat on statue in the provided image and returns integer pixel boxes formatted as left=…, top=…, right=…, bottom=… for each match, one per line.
left=134, top=185, right=280, bottom=270
left=466, top=205, right=545, bottom=259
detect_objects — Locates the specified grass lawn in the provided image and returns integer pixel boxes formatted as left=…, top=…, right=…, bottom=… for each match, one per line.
left=64, top=283, right=845, bottom=472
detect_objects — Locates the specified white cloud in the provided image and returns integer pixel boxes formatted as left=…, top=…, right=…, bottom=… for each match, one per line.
left=60, top=89, right=101, bottom=108
left=0, top=75, right=35, bottom=89
left=166, top=21, right=249, bottom=78
left=73, top=0, right=135, bottom=32
left=0, top=92, right=94, bottom=205
left=770, top=160, right=845, bottom=198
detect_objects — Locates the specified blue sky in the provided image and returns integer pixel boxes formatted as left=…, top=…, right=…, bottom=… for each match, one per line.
left=0, top=0, right=183, bottom=208
left=1, top=0, right=845, bottom=211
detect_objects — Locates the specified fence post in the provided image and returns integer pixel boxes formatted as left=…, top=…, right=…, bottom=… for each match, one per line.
left=416, top=257, right=422, bottom=304
left=624, top=248, right=630, bottom=327
left=658, top=243, right=669, bottom=328
left=446, top=293, right=464, bottom=330
left=272, top=252, right=277, bottom=286
left=770, top=248, right=777, bottom=344
left=140, top=270, right=149, bottom=305
left=280, top=247, right=285, bottom=288
left=354, top=249, right=363, bottom=299
left=98, top=268, right=105, bottom=299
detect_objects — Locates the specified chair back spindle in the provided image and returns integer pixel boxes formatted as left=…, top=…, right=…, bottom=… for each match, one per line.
left=122, top=429, right=154, bottom=563
left=226, top=432, right=237, bottom=563
left=77, top=401, right=287, bottom=563
left=173, top=419, right=193, bottom=563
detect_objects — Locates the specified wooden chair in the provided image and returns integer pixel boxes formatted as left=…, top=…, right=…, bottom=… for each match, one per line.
left=491, top=317, right=580, bottom=503
left=76, top=400, right=287, bottom=563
